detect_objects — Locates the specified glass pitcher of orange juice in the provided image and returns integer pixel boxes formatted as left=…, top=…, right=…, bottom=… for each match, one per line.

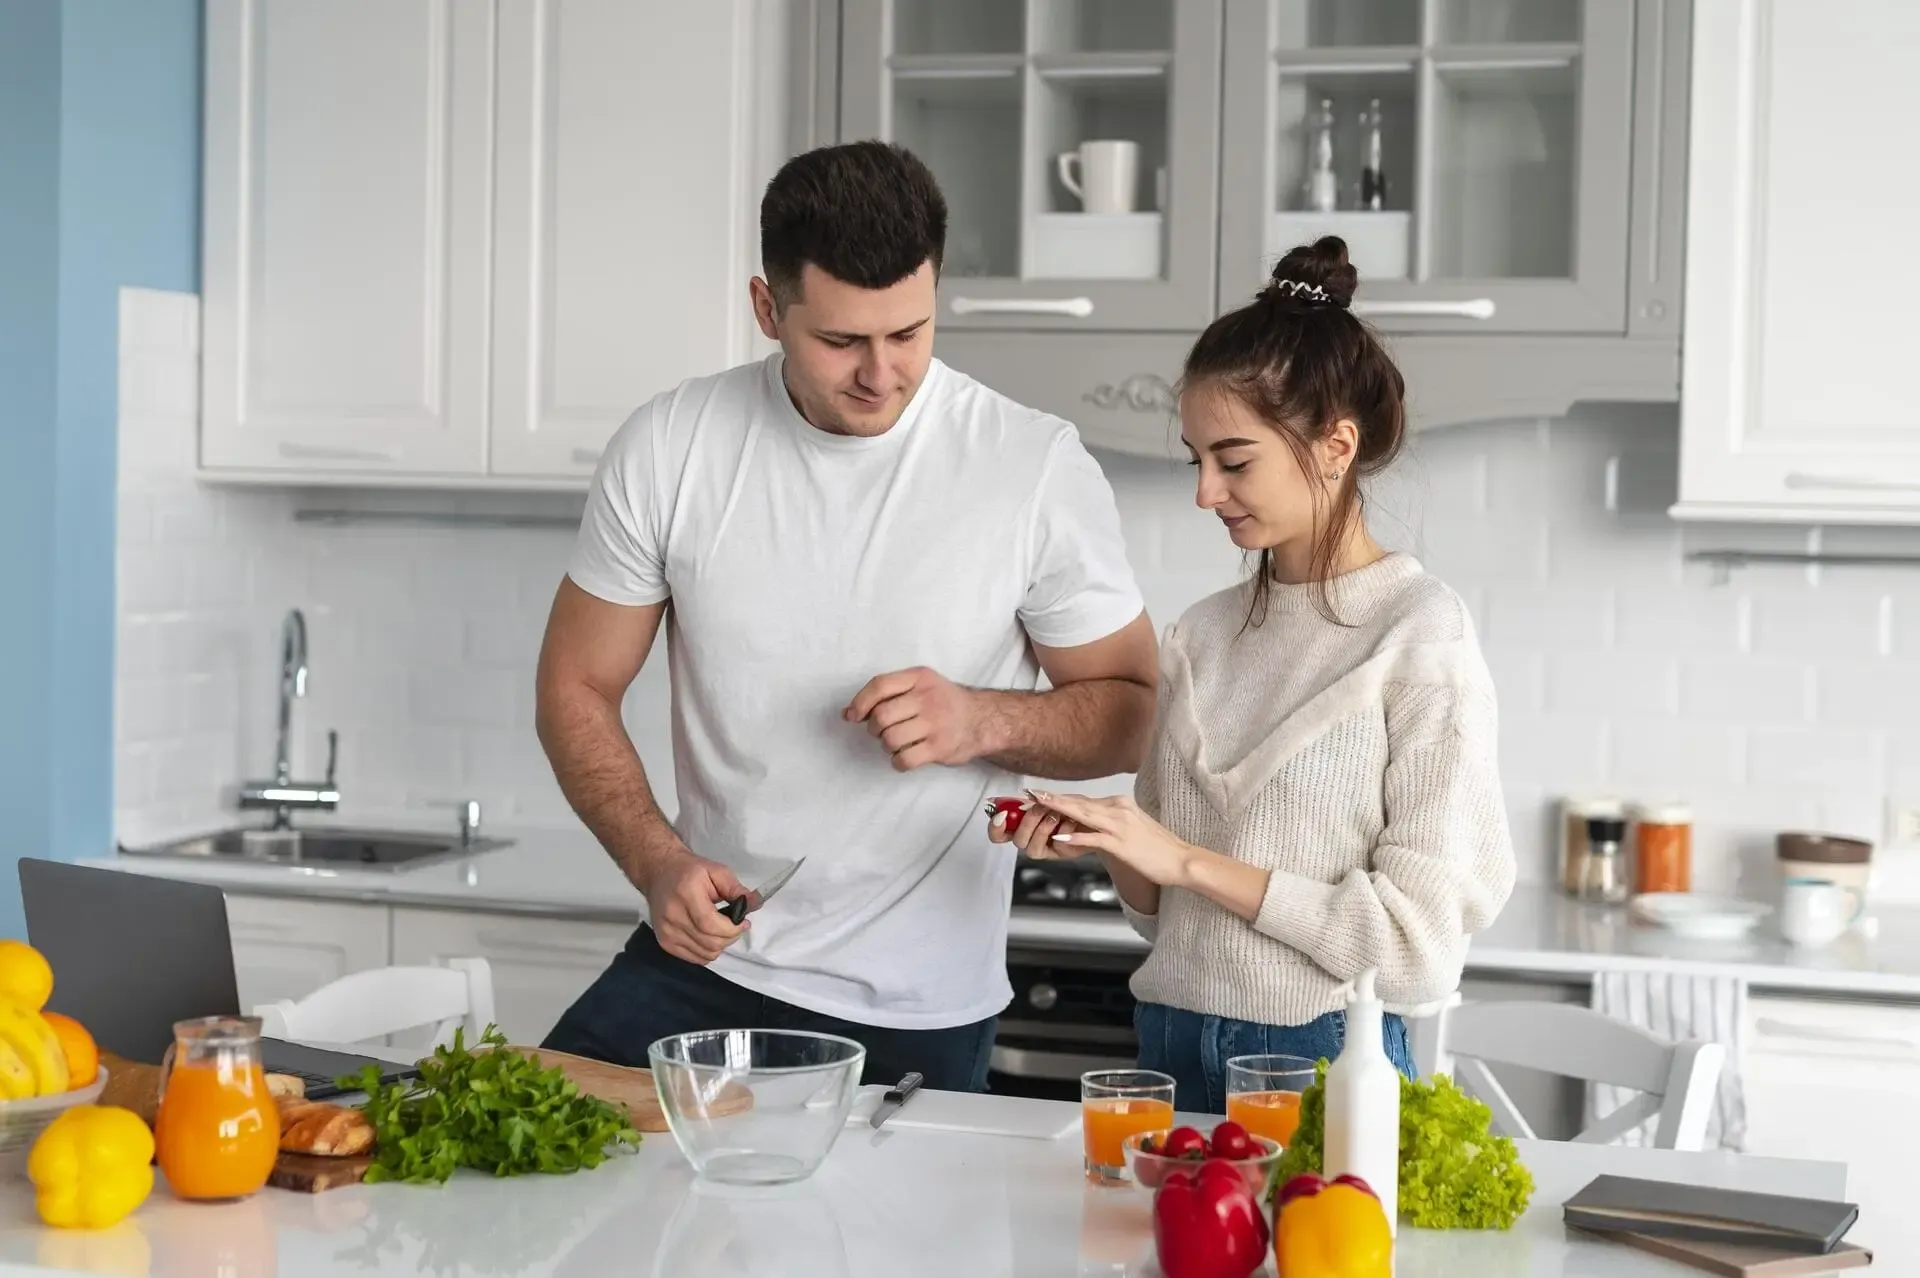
left=154, top=1016, right=280, bottom=1201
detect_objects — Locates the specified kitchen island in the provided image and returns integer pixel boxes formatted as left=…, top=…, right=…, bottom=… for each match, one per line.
left=0, top=1088, right=1860, bottom=1276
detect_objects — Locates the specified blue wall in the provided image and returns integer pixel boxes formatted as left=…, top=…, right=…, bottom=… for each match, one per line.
left=0, top=0, right=202, bottom=937
left=0, top=1, right=65, bottom=935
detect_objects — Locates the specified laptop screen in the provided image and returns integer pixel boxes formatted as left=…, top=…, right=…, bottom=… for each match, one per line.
left=19, top=858, right=247, bottom=1064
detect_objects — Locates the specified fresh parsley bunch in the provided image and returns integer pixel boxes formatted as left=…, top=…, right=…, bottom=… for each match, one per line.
left=1271, top=1060, right=1535, bottom=1230
left=344, top=1026, right=641, bottom=1184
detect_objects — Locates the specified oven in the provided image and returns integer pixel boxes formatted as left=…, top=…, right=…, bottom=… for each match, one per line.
left=987, top=858, right=1143, bottom=1102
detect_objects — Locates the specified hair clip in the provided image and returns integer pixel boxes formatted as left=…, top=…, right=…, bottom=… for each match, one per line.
left=1265, top=278, right=1341, bottom=308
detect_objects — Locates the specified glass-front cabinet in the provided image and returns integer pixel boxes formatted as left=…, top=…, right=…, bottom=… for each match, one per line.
left=840, top=0, right=1222, bottom=331
left=1219, top=0, right=1635, bottom=333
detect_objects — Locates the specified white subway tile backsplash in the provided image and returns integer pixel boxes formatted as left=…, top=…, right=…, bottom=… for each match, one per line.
left=1746, top=728, right=1887, bottom=792
left=1608, top=720, right=1746, bottom=791
left=1544, top=651, right=1679, bottom=718
left=111, top=287, right=1920, bottom=895
left=1750, top=594, right=1897, bottom=662
left=1483, top=587, right=1612, bottom=649
left=1679, top=658, right=1816, bottom=725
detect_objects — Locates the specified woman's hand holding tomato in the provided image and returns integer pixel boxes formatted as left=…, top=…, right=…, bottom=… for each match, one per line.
left=984, top=795, right=1085, bottom=861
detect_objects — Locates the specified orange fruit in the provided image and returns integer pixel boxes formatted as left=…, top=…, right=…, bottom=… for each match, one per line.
left=0, top=940, right=53, bottom=1012
left=41, top=1012, right=98, bottom=1088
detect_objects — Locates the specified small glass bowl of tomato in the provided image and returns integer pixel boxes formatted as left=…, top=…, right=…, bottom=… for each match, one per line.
left=1122, top=1122, right=1281, bottom=1198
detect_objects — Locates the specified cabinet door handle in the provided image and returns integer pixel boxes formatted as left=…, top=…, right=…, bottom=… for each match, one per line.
left=570, top=448, right=602, bottom=467
left=1752, top=1016, right=1919, bottom=1052
left=1784, top=473, right=1920, bottom=493
left=1350, top=298, right=1497, bottom=320
left=278, top=441, right=402, bottom=463
left=949, top=296, right=1094, bottom=319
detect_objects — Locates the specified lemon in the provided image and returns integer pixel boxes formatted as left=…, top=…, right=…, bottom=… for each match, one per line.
left=0, top=940, right=54, bottom=1013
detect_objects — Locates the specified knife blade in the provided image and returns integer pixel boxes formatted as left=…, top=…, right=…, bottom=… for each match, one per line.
left=718, top=857, right=806, bottom=925
left=869, top=1070, right=923, bottom=1130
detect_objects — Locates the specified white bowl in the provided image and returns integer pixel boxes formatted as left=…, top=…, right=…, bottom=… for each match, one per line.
left=0, top=1067, right=111, bottom=1179
left=1629, top=893, right=1772, bottom=940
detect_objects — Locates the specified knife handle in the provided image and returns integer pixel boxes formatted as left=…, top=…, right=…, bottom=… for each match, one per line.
left=885, top=1071, right=924, bottom=1104
left=719, top=895, right=749, bottom=925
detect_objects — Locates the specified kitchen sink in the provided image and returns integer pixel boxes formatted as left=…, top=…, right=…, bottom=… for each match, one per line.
left=120, top=825, right=513, bottom=871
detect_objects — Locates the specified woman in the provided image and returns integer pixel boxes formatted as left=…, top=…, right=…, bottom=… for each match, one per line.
left=992, top=238, right=1516, bottom=1113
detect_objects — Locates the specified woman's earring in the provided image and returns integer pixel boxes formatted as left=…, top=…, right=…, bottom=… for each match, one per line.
left=1326, top=468, right=1345, bottom=481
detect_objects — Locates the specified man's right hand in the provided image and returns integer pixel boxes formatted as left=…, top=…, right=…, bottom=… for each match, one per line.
left=637, top=846, right=752, bottom=964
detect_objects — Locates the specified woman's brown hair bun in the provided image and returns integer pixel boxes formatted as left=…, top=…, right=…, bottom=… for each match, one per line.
left=1261, top=235, right=1358, bottom=310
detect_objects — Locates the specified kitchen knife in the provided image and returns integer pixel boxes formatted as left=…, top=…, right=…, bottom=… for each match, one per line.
left=718, top=857, right=805, bottom=925
left=869, top=1071, right=923, bottom=1130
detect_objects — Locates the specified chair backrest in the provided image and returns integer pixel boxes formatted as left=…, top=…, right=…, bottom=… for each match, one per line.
left=253, top=957, right=496, bottom=1050
left=1409, top=994, right=1726, bottom=1151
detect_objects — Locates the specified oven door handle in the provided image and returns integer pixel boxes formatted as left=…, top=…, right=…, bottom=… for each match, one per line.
left=990, top=1045, right=1135, bottom=1082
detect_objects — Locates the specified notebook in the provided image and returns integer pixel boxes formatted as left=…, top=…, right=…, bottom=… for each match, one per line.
left=1593, top=1231, right=1874, bottom=1276
left=1563, top=1176, right=1860, bottom=1255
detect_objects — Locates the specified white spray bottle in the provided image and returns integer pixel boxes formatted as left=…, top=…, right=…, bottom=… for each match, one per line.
left=1321, top=966, right=1401, bottom=1234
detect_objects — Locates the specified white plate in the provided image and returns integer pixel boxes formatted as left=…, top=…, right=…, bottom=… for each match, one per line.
left=1629, top=892, right=1772, bottom=939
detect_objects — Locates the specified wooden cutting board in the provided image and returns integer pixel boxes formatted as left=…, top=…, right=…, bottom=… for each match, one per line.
left=269, top=1150, right=375, bottom=1193
left=515, top=1045, right=754, bottom=1133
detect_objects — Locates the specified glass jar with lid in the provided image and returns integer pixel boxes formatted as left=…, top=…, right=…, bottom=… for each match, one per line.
left=1632, top=802, right=1693, bottom=895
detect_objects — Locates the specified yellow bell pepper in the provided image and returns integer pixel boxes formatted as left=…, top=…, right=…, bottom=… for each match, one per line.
left=27, top=1105, right=156, bottom=1230
left=1274, top=1174, right=1393, bottom=1278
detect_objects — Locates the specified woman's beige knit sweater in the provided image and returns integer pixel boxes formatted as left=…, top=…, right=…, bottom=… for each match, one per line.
left=1125, top=553, right=1516, bottom=1024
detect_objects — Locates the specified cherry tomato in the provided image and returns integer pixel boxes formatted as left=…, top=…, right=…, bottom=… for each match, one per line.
left=1162, top=1126, right=1209, bottom=1159
left=985, top=797, right=1028, bottom=833
left=1208, top=1120, right=1256, bottom=1160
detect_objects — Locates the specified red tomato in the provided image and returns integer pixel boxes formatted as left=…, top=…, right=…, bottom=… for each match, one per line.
left=1208, top=1120, right=1256, bottom=1160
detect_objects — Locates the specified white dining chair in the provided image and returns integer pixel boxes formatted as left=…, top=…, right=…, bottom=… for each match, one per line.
left=252, top=957, right=497, bottom=1051
left=1408, top=992, right=1726, bottom=1151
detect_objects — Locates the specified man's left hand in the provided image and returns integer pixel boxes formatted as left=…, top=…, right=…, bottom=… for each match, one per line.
left=844, top=666, right=988, bottom=771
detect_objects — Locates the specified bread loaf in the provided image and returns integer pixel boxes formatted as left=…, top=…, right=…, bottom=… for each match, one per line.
left=277, top=1100, right=374, bottom=1157
left=266, top=1073, right=305, bottom=1100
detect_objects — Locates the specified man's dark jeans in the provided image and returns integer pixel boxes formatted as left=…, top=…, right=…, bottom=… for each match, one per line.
left=541, top=923, right=997, bottom=1092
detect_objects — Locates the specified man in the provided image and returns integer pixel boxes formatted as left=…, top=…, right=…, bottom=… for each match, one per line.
left=533, top=141, right=1157, bottom=1092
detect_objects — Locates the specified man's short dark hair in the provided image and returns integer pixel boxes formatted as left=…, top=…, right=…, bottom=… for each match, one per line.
left=760, top=141, right=948, bottom=309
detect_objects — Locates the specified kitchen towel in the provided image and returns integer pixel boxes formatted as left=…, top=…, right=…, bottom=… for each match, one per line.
left=1588, top=970, right=1747, bottom=1150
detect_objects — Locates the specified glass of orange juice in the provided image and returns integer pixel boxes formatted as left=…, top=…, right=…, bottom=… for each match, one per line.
left=1225, top=1054, right=1316, bottom=1148
left=154, top=1016, right=282, bottom=1201
left=1081, top=1069, right=1175, bottom=1186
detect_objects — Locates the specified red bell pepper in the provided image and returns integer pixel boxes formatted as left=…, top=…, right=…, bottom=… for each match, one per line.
left=1153, top=1157, right=1270, bottom=1278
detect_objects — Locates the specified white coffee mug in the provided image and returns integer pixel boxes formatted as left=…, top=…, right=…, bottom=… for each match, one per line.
left=1057, top=140, right=1140, bottom=215
left=1779, top=876, right=1859, bottom=947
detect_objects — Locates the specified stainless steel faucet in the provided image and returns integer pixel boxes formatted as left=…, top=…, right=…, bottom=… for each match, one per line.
left=275, top=609, right=307, bottom=788
left=240, top=607, right=340, bottom=829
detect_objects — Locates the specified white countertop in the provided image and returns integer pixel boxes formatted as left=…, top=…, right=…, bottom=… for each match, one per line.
left=85, top=824, right=1920, bottom=997
left=0, top=1089, right=1861, bottom=1277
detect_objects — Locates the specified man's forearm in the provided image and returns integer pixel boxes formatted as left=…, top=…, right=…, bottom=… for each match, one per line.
left=535, top=681, right=683, bottom=889
left=971, top=678, right=1155, bottom=780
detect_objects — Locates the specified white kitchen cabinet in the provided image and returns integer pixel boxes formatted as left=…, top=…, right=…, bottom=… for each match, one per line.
left=224, top=894, right=393, bottom=1016
left=390, top=907, right=632, bottom=1047
left=1676, top=1, right=1920, bottom=524
left=487, top=0, right=761, bottom=480
left=199, top=0, right=792, bottom=487
left=199, top=0, right=495, bottom=477
left=1741, top=994, right=1920, bottom=1259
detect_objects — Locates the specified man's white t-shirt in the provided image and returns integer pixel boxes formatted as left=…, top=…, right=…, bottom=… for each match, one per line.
left=567, top=353, right=1146, bottom=1029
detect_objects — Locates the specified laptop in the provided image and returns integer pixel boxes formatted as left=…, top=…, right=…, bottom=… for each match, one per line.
left=19, top=857, right=420, bottom=1100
